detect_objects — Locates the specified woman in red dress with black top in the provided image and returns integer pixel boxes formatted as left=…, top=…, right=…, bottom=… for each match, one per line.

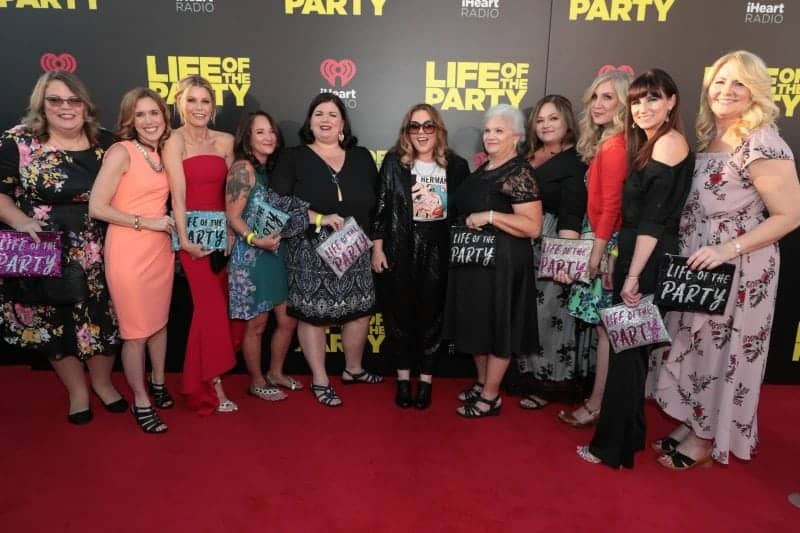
left=163, top=75, right=237, bottom=415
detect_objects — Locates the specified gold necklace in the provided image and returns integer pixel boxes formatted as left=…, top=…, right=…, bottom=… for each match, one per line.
left=132, top=140, right=164, bottom=173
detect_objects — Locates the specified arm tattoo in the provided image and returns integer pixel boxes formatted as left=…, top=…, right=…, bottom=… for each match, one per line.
left=226, top=161, right=253, bottom=202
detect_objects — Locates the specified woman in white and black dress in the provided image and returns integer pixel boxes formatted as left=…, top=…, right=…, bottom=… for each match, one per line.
left=517, top=95, right=589, bottom=410
left=271, top=93, right=382, bottom=407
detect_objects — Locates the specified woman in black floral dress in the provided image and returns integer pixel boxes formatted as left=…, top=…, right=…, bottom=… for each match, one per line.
left=0, top=71, right=123, bottom=424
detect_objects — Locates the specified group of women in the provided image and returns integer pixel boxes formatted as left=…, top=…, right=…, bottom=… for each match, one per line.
left=0, top=50, right=798, bottom=472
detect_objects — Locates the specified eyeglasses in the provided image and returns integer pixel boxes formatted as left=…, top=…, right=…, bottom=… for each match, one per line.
left=407, top=121, right=437, bottom=134
left=44, top=96, right=84, bottom=107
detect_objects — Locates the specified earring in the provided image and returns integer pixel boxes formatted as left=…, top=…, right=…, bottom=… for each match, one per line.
left=338, top=131, right=344, bottom=143
left=665, top=110, right=671, bottom=124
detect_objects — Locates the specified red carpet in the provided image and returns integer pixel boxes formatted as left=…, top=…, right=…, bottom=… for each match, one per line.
left=1, top=366, right=797, bottom=532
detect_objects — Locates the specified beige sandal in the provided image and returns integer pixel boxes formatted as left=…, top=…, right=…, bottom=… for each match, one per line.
left=266, top=374, right=304, bottom=391
left=557, top=400, right=600, bottom=427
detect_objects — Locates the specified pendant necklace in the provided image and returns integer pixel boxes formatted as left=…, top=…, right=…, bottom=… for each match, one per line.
left=132, top=140, right=164, bottom=173
left=325, top=162, right=343, bottom=202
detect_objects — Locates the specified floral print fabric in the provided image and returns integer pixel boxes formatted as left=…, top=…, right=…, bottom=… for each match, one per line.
left=0, top=125, right=119, bottom=360
left=646, top=126, right=793, bottom=463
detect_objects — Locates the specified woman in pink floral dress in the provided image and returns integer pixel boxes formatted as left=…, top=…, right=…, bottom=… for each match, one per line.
left=647, top=51, right=800, bottom=469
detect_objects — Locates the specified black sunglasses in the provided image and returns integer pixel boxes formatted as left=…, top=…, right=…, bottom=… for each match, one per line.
left=407, top=121, right=437, bottom=134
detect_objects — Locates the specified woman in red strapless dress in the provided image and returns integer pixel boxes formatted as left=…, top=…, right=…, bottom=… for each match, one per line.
left=163, top=75, right=238, bottom=415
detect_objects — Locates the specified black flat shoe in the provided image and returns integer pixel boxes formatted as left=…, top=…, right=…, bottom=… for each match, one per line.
left=67, top=409, right=93, bottom=425
left=92, top=389, right=128, bottom=413
left=395, top=379, right=412, bottom=408
left=415, top=381, right=432, bottom=410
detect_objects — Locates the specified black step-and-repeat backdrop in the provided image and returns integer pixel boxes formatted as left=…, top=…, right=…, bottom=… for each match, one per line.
left=0, top=0, right=798, bottom=383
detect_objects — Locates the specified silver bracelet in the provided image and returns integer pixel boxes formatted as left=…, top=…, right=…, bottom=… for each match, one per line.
left=732, top=238, right=742, bottom=257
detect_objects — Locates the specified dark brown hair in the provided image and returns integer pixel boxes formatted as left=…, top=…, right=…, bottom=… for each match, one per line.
left=233, top=111, right=283, bottom=171
left=298, top=93, right=357, bottom=149
left=525, top=94, right=579, bottom=159
left=625, top=68, right=683, bottom=170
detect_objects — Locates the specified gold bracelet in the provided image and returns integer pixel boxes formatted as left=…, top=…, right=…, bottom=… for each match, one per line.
left=245, top=232, right=256, bottom=246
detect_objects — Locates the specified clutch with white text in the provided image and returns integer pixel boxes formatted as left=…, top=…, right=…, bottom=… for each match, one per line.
left=599, top=295, right=671, bottom=354
left=449, top=225, right=496, bottom=267
left=537, top=236, right=593, bottom=283
left=0, top=231, right=63, bottom=277
left=171, top=211, right=228, bottom=252
left=654, top=254, right=735, bottom=315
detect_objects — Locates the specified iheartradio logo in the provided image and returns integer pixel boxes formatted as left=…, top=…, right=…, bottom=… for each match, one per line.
left=40, top=53, right=78, bottom=73
left=597, top=64, right=634, bottom=76
left=320, top=59, right=357, bottom=87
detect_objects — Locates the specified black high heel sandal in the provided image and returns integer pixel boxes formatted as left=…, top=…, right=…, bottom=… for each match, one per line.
left=651, top=436, right=680, bottom=455
left=457, top=395, right=502, bottom=418
left=131, top=405, right=168, bottom=434
left=457, top=381, right=483, bottom=403
left=148, top=377, right=174, bottom=409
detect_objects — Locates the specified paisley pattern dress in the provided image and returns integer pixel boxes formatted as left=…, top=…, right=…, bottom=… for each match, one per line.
left=646, top=126, right=793, bottom=463
left=0, top=125, right=119, bottom=360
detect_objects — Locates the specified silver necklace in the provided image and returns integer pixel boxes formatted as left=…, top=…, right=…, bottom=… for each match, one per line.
left=132, top=140, right=164, bottom=173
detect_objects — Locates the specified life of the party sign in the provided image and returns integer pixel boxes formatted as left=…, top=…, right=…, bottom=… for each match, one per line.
left=0, top=231, right=62, bottom=277
left=172, top=211, right=227, bottom=251
left=655, top=254, right=734, bottom=314
left=599, top=295, right=670, bottom=353
left=538, top=237, right=592, bottom=283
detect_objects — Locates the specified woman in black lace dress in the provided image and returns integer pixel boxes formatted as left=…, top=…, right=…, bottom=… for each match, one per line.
left=444, top=104, right=543, bottom=418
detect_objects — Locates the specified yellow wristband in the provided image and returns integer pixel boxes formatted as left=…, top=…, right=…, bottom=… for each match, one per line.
left=315, top=213, right=323, bottom=229
left=245, top=232, right=256, bottom=246
left=609, top=247, right=619, bottom=258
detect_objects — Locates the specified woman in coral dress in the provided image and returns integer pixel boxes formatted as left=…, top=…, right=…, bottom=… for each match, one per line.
left=163, top=76, right=237, bottom=415
left=90, top=88, right=176, bottom=433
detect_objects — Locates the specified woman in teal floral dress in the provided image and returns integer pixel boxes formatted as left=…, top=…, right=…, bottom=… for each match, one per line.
left=0, top=71, right=123, bottom=424
left=226, top=111, right=309, bottom=401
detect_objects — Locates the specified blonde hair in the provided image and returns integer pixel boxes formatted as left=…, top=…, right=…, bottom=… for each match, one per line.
left=696, top=50, right=779, bottom=151
left=576, top=70, right=632, bottom=162
left=22, top=70, right=101, bottom=145
left=173, top=75, right=215, bottom=125
left=394, top=103, right=449, bottom=168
